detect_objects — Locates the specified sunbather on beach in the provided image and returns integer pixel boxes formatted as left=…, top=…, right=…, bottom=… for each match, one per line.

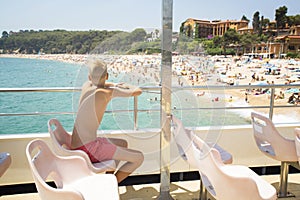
left=275, top=91, right=285, bottom=100
left=71, top=58, right=144, bottom=184
left=288, top=93, right=296, bottom=104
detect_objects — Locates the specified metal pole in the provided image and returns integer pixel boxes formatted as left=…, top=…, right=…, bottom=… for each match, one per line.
left=157, top=0, right=173, bottom=199
left=134, top=96, right=138, bottom=130
left=269, top=87, right=275, bottom=120
left=278, top=162, right=289, bottom=198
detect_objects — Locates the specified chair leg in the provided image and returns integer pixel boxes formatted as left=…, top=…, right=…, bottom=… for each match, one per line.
left=199, top=180, right=207, bottom=200
left=278, top=162, right=295, bottom=198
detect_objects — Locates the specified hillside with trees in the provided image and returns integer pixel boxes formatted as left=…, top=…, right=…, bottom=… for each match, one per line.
left=1, top=6, right=299, bottom=57
left=0, top=28, right=159, bottom=55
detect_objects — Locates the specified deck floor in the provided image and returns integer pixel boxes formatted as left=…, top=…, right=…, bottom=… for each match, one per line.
left=1, top=174, right=300, bottom=200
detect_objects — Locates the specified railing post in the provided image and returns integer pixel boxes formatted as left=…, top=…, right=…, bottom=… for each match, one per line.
left=134, top=96, right=138, bottom=130
left=157, top=0, right=173, bottom=199
left=269, top=87, right=275, bottom=120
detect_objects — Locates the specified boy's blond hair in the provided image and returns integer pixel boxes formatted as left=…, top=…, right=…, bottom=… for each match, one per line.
left=88, top=58, right=107, bottom=86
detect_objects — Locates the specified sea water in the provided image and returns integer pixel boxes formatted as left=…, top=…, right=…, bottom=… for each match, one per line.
left=0, top=57, right=249, bottom=135
left=0, top=57, right=79, bottom=134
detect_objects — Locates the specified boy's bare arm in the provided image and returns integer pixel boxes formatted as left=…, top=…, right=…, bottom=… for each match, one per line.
left=111, top=83, right=142, bottom=97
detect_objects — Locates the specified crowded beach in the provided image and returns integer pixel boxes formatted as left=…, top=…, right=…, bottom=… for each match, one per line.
left=1, top=53, right=300, bottom=120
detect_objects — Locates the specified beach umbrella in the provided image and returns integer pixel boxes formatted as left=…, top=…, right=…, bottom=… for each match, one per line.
left=288, top=75, right=299, bottom=82
left=253, top=81, right=268, bottom=86
left=288, top=82, right=300, bottom=93
left=226, top=71, right=236, bottom=77
left=289, top=59, right=297, bottom=65
left=286, top=88, right=300, bottom=93
left=270, top=65, right=278, bottom=70
left=291, top=81, right=300, bottom=85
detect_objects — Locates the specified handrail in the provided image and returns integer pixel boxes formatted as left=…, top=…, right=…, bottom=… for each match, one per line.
left=0, top=87, right=82, bottom=92
left=0, top=84, right=300, bottom=128
left=0, top=83, right=296, bottom=92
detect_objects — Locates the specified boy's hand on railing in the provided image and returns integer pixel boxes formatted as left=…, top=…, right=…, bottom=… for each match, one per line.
left=115, top=83, right=130, bottom=89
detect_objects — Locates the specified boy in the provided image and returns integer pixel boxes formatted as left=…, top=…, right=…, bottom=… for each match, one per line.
left=71, top=58, right=144, bottom=183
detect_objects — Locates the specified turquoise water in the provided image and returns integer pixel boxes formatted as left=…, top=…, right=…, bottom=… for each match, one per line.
left=0, top=58, right=79, bottom=134
left=0, top=57, right=248, bottom=135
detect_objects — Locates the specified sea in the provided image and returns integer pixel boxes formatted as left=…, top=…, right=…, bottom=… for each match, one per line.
left=0, top=57, right=250, bottom=135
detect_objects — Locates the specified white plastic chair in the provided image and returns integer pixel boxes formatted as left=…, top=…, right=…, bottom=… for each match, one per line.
left=251, top=112, right=300, bottom=197
left=172, top=116, right=232, bottom=199
left=171, top=116, right=232, bottom=167
left=172, top=116, right=276, bottom=200
left=295, top=128, right=300, bottom=165
left=192, top=136, right=277, bottom=200
left=0, top=152, right=11, bottom=177
left=48, top=118, right=116, bottom=173
left=26, top=139, right=119, bottom=200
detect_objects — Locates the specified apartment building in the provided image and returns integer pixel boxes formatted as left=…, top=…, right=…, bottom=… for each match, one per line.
left=181, top=18, right=249, bottom=39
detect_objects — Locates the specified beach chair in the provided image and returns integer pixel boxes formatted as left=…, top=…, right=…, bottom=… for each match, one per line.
left=171, top=115, right=233, bottom=167
left=295, top=128, right=300, bottom=165
left=48, top=118, right=116, bottom=173
left=251, top=112, right=300, bottom=198
left=172, top=115, right=276, bottom=200
left=0, top=152, right=11, bottom=177
left=26, top=139, right=119, bottom=200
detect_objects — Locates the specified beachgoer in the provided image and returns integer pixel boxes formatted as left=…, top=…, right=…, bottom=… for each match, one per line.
left=288, top=93, right=296, bottom=104
left=275, top=91, right=285, bottom=100
left=71, top=58, right=144, bottom=183
left=251, top=73, right=256, bottom=82
left=245, top=92, right=249, bottom=103
left=296, top=93, right=300, bottom=104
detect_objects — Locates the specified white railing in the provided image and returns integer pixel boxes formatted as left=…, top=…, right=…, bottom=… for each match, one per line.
left=0, top=84, right=299, bottom=128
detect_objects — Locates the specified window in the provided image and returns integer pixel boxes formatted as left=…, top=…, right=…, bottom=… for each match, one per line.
left=288, top=45, right=295, bottom=50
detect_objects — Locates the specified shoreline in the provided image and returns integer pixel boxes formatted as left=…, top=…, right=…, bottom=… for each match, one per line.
left=0, top=53, right=88, bottom=64
left=1, top=53, right=300, bottom=123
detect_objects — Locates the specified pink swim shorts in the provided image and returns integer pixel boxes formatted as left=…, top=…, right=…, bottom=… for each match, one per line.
left=74, top=138, right=117, bottom=163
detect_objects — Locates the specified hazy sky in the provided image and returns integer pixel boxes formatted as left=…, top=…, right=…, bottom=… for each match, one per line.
left=1, top=0, right=299, bottom=33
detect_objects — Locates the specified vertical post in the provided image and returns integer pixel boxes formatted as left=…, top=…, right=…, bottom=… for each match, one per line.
left=278, top=162, right=289, bottom=197
left=157, top=0, right=173, bottom=199
left=269, top=87, right=275, bottom=120
left=134, top=96, right=138, bottom=130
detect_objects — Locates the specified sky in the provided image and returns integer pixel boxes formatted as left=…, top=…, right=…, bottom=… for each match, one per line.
left=0, top=0, right=299, bottom=34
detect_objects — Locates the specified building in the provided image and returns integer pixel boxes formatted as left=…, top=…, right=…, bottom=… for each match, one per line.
left=146, top=29, right=161, bottom=42
left=274, top=35, right=300, bottom=57
left=248, top=25, right=300, bottom=58
left=181, top=18, right=300, bottom=57
left=181, top=18, right=249, bottom=39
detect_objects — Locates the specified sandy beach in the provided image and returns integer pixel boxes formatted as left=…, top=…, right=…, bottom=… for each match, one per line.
left=1, top=53, right=300, bottom=123
left=205, top=56, right=300, bottom=123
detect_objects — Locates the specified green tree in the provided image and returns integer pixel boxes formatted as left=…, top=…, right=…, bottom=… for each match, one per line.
left=1, top=31, right=9, bottom=38
left=287, top=15, right=300, bottom=26
left=259, top=16, right=264, bottom=35
left=186, top=24, right=193, bottom=38
left=240, top=33, right=259, bottom=54
left=179, top=22, right=185, bottom=34
left=261, top=18, right=270, bottom=28
left=222, top=29, right=240, bottom=56
left=241, top=15, right=249, bottom=22
left=275, top=6, right=288, bottom=29
left=130, top=28, right=147, bottom=42
left=0, top=29, right=122, bottom=54
left=212, top=36, right=222, bottom=48
left=175, top=34, right=196, bottom=54
left=194, top=23, right=200, bottom=39
left=252, top=11, right=260, bottom=34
